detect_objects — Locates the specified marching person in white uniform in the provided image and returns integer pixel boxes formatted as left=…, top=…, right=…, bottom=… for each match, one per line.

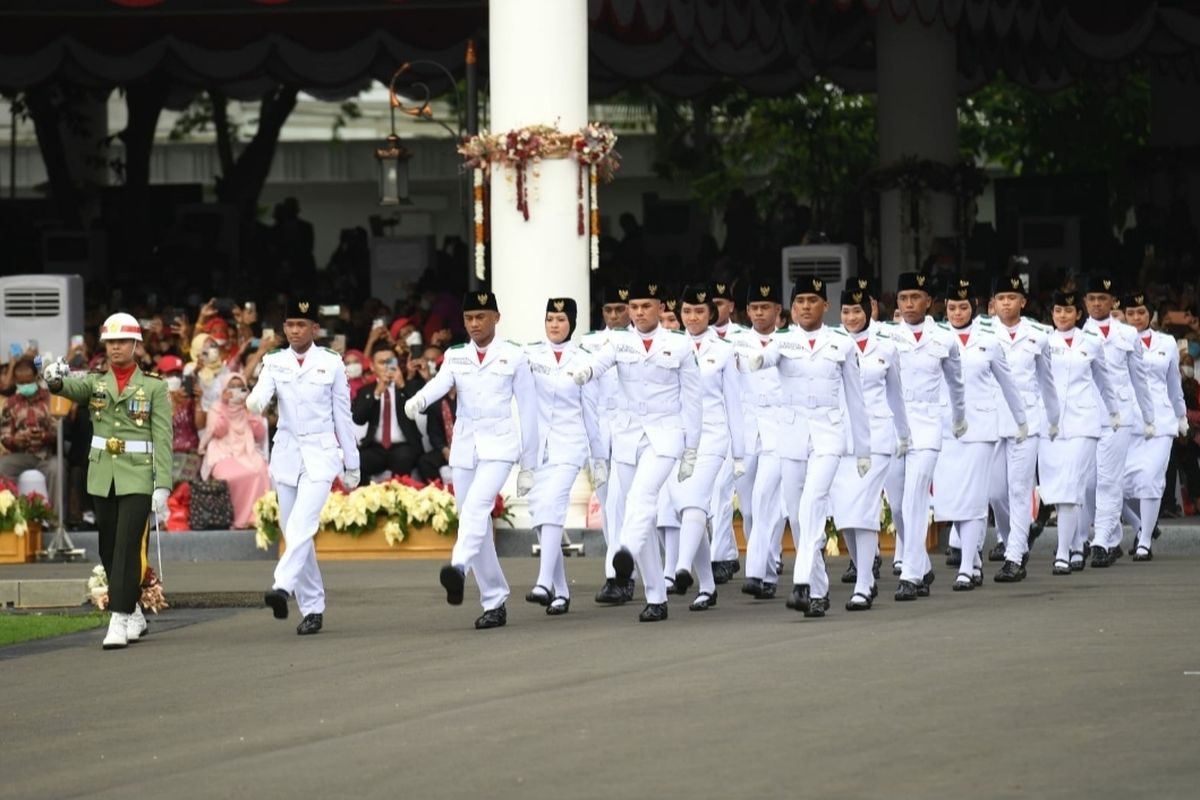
left=1080, top=275, right=1155, bottom=568
left=731, top=279, right=789, bottom=601
left=830, top=288, right=910, bottom=611
left=931, top=279, right=1030, bottom=592
left=664, top=284, right=746, bottom=611
left=405, top=291, right=539, bottom=629
left=1039, top=291, right=1121, bottom=574
left=523, top=298, right=605, bottom=615
left=756, top=276, right=871, bottom=618
left=884, top=272, right=967, bottom=601
left=707, top=280, right=746, bottom=582
left=1119, top=292, right=1188, bottom=561
left=580, top=286, right=635, bottom=604
left=985, top=274, right=1061, bottom=582
left=573, top=282, right=703, bottom=622
left=249, top=299, right=361, bottom=636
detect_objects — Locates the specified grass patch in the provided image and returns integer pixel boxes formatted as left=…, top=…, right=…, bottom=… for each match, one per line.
left=0, top=612, right=107, bottom=646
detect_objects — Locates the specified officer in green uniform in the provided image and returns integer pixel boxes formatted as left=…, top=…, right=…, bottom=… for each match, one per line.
left=44, top=312, right=173, bottom=650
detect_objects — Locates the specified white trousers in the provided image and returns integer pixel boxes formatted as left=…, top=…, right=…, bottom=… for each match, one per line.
left=1092, top=427, right=1132, bottom=549
left=884, top=455, right=907, bottom=566
left=599, top=459, right=626, bottom=579
left=273, top=475, right=332, bottom=616
left=990, top=435, right=1040, bottom=562
left=788, top=454, right=839, bottom=600
left=746, top=452, right=785, bottom=582
left=530, top=463, right=581, bottom=598
left=709, top=456, right=739, bottom=562
left=614, top=442, right=676, bottom=604
left=451, top=460, right=513, bottom=611
left=899, top=449, right=938, bottom=584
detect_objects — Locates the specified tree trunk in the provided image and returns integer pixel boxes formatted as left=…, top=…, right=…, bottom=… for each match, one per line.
left=210, top=89, right=235, bottom=176
left=24, top=85, right=82, bottom=228
left=120, top=80, right=168, bottom=189
left=215, top=84, right=298, bottom=219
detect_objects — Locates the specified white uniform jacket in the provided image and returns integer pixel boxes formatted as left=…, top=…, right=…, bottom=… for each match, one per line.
left=525, top=340, right=605, bottom=468
left=412, top=339, right=539, bottom=471
left=842, top=327, right=911, bottom=455
left=989, top=316, right=1061, bottom=437
left=1081, top=315, right=1155, bottom=428
left=248, top=346, right=360, bottom=485
left=1046, top=328, right=1120, bottom=439
left=759, top=325, right=870, bottom=459
left=728, top=325, right=784, bottom=454
left=584, top=326, right=703, bottom=464
left=578, top=327, right=628, bottom=460
left=688, top=329, right=746, bottom=460
left=944, top=319, right=1027, bottom=443
left=1136, top=329, right=1187, bottom=437
left=881, top=317, right=966, bottom=451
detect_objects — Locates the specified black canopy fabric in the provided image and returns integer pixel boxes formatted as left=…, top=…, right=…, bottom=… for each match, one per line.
left=1, top=0, right=1199, bottom=96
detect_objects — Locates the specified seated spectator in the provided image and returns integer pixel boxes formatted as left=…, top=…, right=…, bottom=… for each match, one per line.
left=343, top=349, right=368, bottom=400
left=187, top=332, right=228, bottom=414
left=0, top=358, right=58, bottom=513
left=159, top=355, right=203, bottom=486
left=198, top=373, right=269, bottom=529
left=353, top=342, right=424, bottom=481
left=419, top=387, right=455, bottom=484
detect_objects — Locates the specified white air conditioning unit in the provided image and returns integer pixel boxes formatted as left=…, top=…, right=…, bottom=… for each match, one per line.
left=0, top=274, right=84, bottom=362
left=781, top=244, right=857, bottom=326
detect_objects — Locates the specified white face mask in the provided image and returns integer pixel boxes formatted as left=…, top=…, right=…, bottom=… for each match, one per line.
left=228, top=387, right=247, bottom=406
left=165, top=376, right=183, bottom=392
left=1183, top=365, right=1195, bottom=379
left=345, top=362, right=363, bottom=379
left=426, top=359, right=438, bottom=377
left=405, top=330, right=423, bottom=347
left=204, top=346, right=222, bottom=364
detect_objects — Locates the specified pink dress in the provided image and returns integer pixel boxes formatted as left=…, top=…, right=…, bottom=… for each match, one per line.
left=199, top=403, right=270, bottom=529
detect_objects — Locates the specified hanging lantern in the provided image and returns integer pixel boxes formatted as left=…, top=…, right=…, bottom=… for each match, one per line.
left=375, top=133, right=412, bottom=206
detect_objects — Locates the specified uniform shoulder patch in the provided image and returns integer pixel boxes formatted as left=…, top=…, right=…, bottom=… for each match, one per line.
left=267, top=347, right=284, bottom=355
left=880, top=320, right=898, bottom=327
left=669, top=329, right=685, bottom=335
left=448, top=343, right=466, bottom=351
left=89, top=366, right=106, bottom=374
left=321, top=347, right=339, bottom=356
left=830, top=328, right=849, bottom=337
left=935, top=321, right=950, bottom=330
left=142, top=371, right=162, bottom=380
left=506, top=339, right=522, bottom=346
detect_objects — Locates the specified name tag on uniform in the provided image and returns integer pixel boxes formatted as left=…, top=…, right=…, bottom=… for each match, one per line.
left=530, top=363, right=552, bottom=375
left=616, top=344, right=641, bottom=355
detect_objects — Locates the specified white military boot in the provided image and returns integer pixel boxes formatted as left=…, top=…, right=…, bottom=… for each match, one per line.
left=103, top=613, right=129, bottom=650
left=126, top=605, right=147, bottom=642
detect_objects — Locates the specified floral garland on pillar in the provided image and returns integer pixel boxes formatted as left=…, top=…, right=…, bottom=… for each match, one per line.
left=458, top=123, right=620, bottom=276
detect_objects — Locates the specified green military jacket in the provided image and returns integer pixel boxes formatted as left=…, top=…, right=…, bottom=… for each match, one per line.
left=54, top=367, right=173, bottom=496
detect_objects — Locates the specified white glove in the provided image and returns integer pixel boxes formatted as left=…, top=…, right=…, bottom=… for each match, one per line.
left=1015, top=422, right=1029, bottom=443
left=246, top=394, right=264, bottom=416
left=151, top=488, right=170, bottom=523
left=590, top=459, right=609, bottom=488
left=516, top=468, right=535, bottom=497
left=42, top=357, right=70, bottom=385
left=732, top=458, right=747, bottom=479
left=1144, top=423, right=1155, bottom=440
left=895, top=437, right=910, bottom=457
left=342, top=468, right=361, bottom=490
left=1048, top=424, right=1059, bottom=441
left=856, top=457, right=871, bottom=478
left=403, top=396, right=426, bottom=420
left=747, top=353, right=765, bottom=372
left=1180, top=417, right=1190, bottom=437
left=1109, top=412, right=1121, bottom=431
left=571, top=366, right=593, bottom=386
left=952, top=418, right=968, bottom=439
left=677, top=448, right=697, bottom=482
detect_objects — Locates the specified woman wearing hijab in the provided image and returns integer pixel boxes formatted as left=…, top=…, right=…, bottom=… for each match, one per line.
left=199, top=372, right=270, bottom=529
left=343, top=349, right=369, bottom=400
left=188, top=332, right=229, bottom=415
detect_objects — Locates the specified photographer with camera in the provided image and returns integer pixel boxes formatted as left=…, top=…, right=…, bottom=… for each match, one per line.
left=351, top=342, right=426, bottom=482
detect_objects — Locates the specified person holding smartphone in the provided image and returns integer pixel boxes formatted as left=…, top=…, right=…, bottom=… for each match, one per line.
left=352, top=343, right=425, bottom=483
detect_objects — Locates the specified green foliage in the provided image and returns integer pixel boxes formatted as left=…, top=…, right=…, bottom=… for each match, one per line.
left=0, top=612, right=107, bottom=647
left=168, top=91, right=241, bottom=143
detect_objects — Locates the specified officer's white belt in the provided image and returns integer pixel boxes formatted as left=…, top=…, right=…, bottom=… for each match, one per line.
left=603, top=396, right=620, bottom=411
left=459, top=406, right=511, bottom=420
left=779, top=393, right=839, bottom=409
left=902, top=387, right=941, bottom=403
left=286, top=426, right=335, bottom=437
left=617, top=399, right=678, bottom=415
left=91, top=436, right=153, bottom=453
left=742, top=392, right=780, bottom=407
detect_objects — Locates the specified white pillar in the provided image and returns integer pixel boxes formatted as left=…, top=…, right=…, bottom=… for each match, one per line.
left=876, top=13, right=958, bottom=289
left=488, top=0, right=590, bottom=344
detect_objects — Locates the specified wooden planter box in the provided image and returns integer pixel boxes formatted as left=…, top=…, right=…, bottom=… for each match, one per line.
left=732, top=518, right=934, bottom=556
left=0, top=523, right=42, bottom=564
left=280, top=523, right=456, bottom=561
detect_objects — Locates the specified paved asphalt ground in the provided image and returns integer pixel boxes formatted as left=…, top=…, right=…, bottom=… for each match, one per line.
left=3, top=555, right=1199, bottom=800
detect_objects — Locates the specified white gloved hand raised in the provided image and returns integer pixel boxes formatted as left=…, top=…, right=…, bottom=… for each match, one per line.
left=732, top=458, right=747, bottom=479
left=856, top=457, right=871, bottom=478
left=246, top=395, right=264, bottom=415
left=42, top=358, right=70, bottom=386
left=403, top=396, right=426, bottom=421
left=342, top=468, right=361, bottom=490
left=1144, top=423, right=1155, bottom=440
left=1109, top=412, right=1121, bottom=432
left=1180, top=417, right=1191, bottom=437
left=590, top=459, right=609, bottom=488
left=570, top=366, right=593, bottom=386
left=895, top=437, right=911, bottom=458
left=677, top=448, right=698, bottom=482
left=516, top=468, right=535, bottom=497
left=151, top=488, right=170, bottom=524
left=1048, top=423, right=1059, bottom=441
left=746, top=353, right=765, bottom=372
left=952, top=417, right=968, bottom=439
left=1015, top=422, right=1029, bottom=443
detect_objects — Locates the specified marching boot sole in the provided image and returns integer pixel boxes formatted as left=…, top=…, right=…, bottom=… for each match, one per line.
left=440, top=566, right=465, bottom=605
left=264, top=591, right=289, bottom=620
left=613, top=550, right=635, bottom=585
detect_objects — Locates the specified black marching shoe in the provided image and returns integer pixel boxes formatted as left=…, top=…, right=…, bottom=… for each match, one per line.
left=786, top=584, right=811, bottom=612
left=872, top=555, right=882, bottom=579
left=894, top=580, right=920, bottom=601
left=988, top=541, right=1007, bottom=562
left=1052, top=560, right=1072, bottom=575
left=726, top=560, right=741, bottom=577
left=613, top=548, right=635, bottom=585
left=1152, top=525, right=1163, bottom=541
left=1069, top=550, right=1086, bottom=572
left=546, top=596, right=571, bottom=616
left=621, top=580, right=636, bottom=602
left=712, top=562, right=730, bottom=584
left=845, top=592, right=873, bottom=611
left=741, top=577, right=764, bottom=596
left=758, top=582, right=777, bottom=600
left=664, top=576, right=681, bottom=596
left=841, top=562, right=858, bottom=584
left=475, top=604, right=507, bottom=629
left=994, top=560, right=1026, bottom=583
left=1131, top=545, right=1153, bottom=562
left=1090, top=544, right=1112, bottom=568
left=1108, top=545, right=1124, bottom=563
left=952, top=573, right=974, bottom=592
left=892, top=562, right=903, bottom=577
left=440, top=564, right=466, bottom=605
left=525, top=584, right=552, bottom=606
left=674, top=569, right=695, bottom=595
left=595, top=578, right=625, bottom=605
left=1027, top=520, right=1045, bottom=549
left=946, top=546, right=962, bottom=567
left=264, top=589, right=290, bottom=620
left=296, top=613, right=323, bottom=635
left=803, top=596, right=830, bottom=618
left=638, top=603, right=668, bottom=622
left=917, top=571, right=935, bottom=597
left=689, top=591, right=717, bottom=611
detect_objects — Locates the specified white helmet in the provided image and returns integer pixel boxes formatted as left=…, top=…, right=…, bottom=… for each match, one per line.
left=99, top=312, right=143, bottom=342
